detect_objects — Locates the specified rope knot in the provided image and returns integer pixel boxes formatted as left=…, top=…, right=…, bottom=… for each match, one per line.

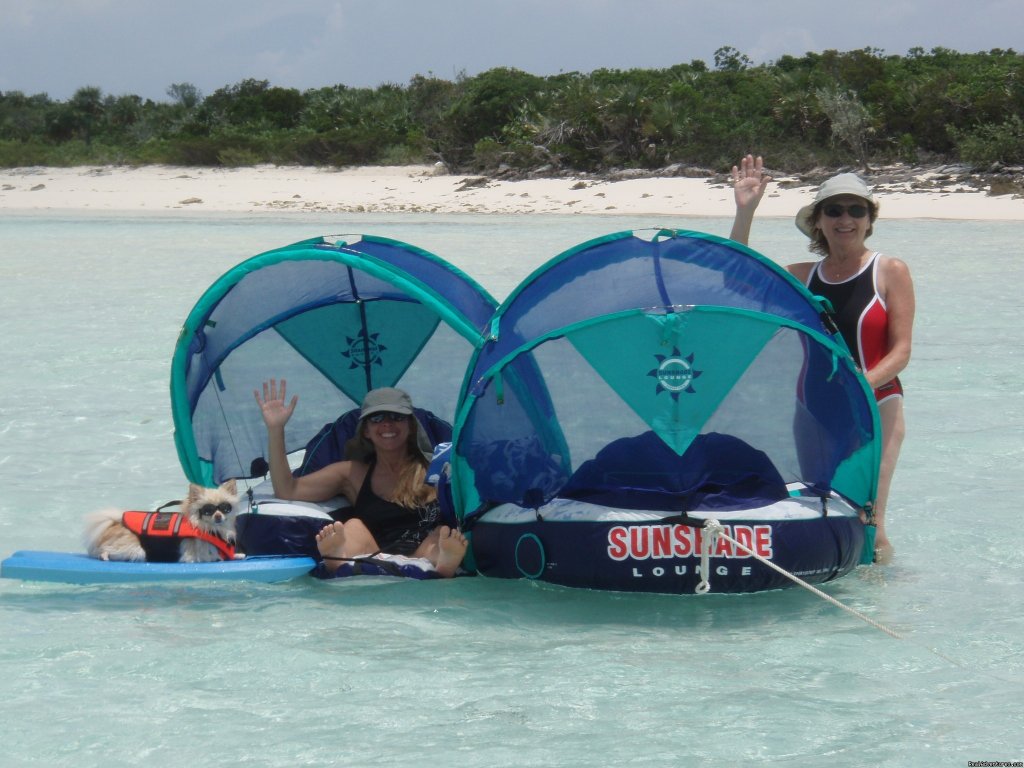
left=695, top=519, right=722, bottom=594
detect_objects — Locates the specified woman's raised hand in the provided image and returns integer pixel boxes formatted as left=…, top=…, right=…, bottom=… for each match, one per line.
left=254, top=378, right=298, bottom=429
left=732, top=154, right=772, bottom=211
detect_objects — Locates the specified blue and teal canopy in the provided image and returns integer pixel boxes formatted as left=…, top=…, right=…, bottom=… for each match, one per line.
left=171, top=235, right=497, bottom=485
left=451, top=229, right=880, bottom=519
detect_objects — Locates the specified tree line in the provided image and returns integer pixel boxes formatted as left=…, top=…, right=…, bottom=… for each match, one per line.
left=1, top=46, right=1022, bottom=173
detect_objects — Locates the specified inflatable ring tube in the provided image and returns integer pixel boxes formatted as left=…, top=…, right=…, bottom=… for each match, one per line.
left=471, top=494, right=865, bottom=594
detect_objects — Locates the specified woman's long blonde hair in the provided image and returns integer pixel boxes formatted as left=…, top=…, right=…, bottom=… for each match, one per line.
left=345, top=419, right=437, bottom=509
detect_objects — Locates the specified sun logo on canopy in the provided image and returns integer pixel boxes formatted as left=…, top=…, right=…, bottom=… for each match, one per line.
left=341, top=330, right=387, bottom=369
left=648, top=348, right=702, bottom=399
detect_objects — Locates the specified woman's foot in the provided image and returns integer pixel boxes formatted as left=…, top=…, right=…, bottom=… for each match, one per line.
left=433, top=526, right=468, bottom=578
left=874, top=540, right=895, bottom=565
left=873, top=529, right=895, bottom=564
left=316, top=522, right=348, bottom=575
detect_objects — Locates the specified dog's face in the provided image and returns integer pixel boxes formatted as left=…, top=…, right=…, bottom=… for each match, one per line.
left=184, top=479, right=239, bottom=534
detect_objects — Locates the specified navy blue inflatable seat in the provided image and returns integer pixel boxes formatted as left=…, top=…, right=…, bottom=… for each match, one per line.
left=560, top=431, right=788, bottom=512
left=295, top=407, right=453, bottom=476
left=237, top=513, right=325, bottom=559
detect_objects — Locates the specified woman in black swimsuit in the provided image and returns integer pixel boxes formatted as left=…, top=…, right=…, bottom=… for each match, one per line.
left=254, top=380, right=467, bottom=577
left=729, top=155, right=915, bottom=564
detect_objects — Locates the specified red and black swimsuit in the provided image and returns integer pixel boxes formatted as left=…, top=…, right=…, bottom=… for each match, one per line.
left=807, top=253, right=904, bottom=404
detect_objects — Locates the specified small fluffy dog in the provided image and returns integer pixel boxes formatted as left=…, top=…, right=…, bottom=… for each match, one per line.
left=83, top=480, right=241, bottom=563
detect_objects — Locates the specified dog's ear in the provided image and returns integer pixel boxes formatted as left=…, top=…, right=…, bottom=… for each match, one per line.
left=221, top=478, right=238, bottom=497
left=187, top=483, right=204, bottom=504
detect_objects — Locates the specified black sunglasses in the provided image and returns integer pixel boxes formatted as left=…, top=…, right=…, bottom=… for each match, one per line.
left=367, top=412, right=410, bottom=424
left=822, top=203, right=869, bottom=219
left=196, top=502, right=234, bottom=517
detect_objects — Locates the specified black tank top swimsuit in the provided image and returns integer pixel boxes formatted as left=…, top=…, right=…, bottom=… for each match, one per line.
left=807, top=254, right=903, bottom=403
left=335, top=461, right=441, bottom=556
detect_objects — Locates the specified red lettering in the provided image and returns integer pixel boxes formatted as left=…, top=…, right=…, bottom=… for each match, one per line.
left=607, top=527, right=628, bottom=560
left=652, top=526, right=672, bottom=558
left=673, top=525, right=693, bottom=557
left=714, top=527, right=734, bottom=557
left=607, top=523, right=774, bottom=562
left=630, top=527, right=650, bottom=559
left=733, top=526, right=754, bottom=558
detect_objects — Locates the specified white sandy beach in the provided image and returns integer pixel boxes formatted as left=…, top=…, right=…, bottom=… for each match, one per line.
left=2, top=164, right=1023, bottom=220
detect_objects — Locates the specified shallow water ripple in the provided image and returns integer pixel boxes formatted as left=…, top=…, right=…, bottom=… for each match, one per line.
left=2, top=213, right=1023, bottom=767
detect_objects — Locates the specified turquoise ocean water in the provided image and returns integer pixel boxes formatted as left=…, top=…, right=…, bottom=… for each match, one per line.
left=1, top=210, right=1022, bottom=767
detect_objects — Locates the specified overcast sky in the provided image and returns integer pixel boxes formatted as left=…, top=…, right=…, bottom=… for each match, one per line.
left=2, top=0, right=1021, bottom=102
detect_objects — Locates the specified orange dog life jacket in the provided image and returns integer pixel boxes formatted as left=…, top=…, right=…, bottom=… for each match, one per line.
left=121, top=511, right=236, bottom=562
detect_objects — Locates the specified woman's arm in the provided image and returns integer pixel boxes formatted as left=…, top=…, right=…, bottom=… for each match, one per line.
left=254, top=378, right=300, bottom=498
left=868, top=257, right=915, bottom=389
left=730, top=154, right=772, bottom=245
left=253, top=379, right=356, bottom=503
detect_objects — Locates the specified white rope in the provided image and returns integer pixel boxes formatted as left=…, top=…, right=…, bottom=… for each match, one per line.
left=695, top=520, right=720, bottom=594
left=697, top=519, right=904, bottom=640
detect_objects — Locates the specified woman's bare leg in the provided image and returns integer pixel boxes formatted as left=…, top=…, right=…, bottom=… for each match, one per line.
left=316, top=520, right=380, bottom=575
left=873, top=397, right=906, bottom=563
left=413, top=525, right=468, bottom=578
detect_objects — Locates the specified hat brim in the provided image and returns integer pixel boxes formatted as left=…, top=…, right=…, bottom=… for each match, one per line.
left=350, top=413, right=435, bottom=463
left=795, top=203, right=817, bottom=238
left=360, top=402, right=414, bottom=419
left=794, top=193, right=873, bottom=239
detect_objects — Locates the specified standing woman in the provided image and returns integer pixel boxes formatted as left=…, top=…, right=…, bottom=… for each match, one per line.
left=730, top=155, right=915, bottom=563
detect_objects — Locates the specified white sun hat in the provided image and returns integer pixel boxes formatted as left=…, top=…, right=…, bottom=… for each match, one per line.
left=795, top=173, right=875, bottom=237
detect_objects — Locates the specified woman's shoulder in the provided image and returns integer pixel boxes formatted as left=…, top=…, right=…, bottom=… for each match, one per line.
left=875, top=253, right=913, bottom=284
left=320, top=458, right=369, bottom=487
left=342, top=458, right=370, bottom=477
left=874, top=253, right=914, bottom=302
left=876, top=252, right=910, bottom=272
left=786, top=261, right=816, bottom=282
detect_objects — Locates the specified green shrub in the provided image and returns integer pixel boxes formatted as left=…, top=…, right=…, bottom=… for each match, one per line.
left=953, top=115, right=1024, bottom=166
left=471, top=138, right=504, bottom=170
left=0, top=139, right=49, bottom=167
left=217, top=146, right=262, bottom=167
left=376, top=143, right=427, bottom=166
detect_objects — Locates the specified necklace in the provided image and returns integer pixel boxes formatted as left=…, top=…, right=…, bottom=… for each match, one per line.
left=822, top=253, right=868, bottom=282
